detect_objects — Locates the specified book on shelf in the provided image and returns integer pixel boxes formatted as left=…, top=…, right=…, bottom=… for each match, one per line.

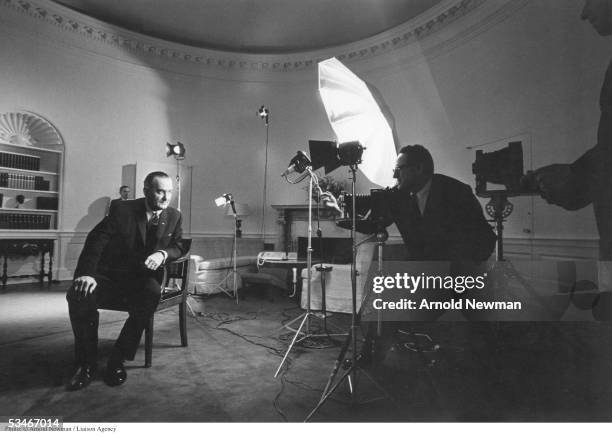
left=36, top=197, right=58, bottom=210
left=0, top=212, right=51, bottom=229
left=0, top=172, right=49, bottom=190
left=0, top=151, right=40, bottom=171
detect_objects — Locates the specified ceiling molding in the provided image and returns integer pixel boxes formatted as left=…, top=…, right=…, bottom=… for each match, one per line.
left=2, top=0, right=516, bottom=73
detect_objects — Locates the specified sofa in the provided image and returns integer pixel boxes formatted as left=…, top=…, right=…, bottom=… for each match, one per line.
left=187, top=237, right=264, bottom=295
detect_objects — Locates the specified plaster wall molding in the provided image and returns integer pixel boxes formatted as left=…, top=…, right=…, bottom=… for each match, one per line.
left=0, top=0, right=527, bottom=77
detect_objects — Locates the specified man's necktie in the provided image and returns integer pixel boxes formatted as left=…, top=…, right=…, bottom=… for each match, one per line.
left=146, top=211, right=160, bottom=249
left=151, top=211, right=160, bottom=226
left=409, top=193, right=421, bottom=223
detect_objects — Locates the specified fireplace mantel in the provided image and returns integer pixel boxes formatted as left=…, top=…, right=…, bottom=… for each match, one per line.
left=271, top=204, right=346, bottom=253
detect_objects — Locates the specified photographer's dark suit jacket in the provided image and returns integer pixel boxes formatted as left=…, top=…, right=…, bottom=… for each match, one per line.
left=388, top=174, right=496, bottom=262
left=75, top=198, right=186, bottom=278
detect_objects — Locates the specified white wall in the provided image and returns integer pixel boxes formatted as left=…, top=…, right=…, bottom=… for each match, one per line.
left=0, top=0, right=605, bottom=279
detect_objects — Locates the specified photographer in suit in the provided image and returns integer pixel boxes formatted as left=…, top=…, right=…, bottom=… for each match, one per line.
left=323, top=144, right=496, bottom=365
left=66, top=171, right=186, bottom=390
left=532, top=0, right=612, bottom=318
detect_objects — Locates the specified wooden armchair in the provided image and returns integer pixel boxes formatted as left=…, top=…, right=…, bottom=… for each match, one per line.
left=98, top=246, right=191, bottom=368
left=143, top=254, right=190, bottom=367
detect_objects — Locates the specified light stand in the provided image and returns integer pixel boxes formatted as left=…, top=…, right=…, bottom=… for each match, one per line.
left=166, top=142, right=186, bottom=211
left=258, top=105, right=270, bottom=244
left=209, top=194, right=246, bottom=304
left=274, top=166, right=320, bottom=378
left=306, top=164, right=393, bottom=421
left=165, top=142, right=196, bottom=317
left=225, top=199, right=240, bottom=304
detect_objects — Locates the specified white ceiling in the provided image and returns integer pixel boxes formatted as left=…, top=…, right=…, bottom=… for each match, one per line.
left=51, top=0, right=442, bottom=53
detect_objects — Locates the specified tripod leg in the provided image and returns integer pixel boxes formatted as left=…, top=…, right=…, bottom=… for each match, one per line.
left=274, top=313, right=309, bottom=378
left=320, top=327, right=352, bottom=401
left=305, top=365, right=354, bottom=422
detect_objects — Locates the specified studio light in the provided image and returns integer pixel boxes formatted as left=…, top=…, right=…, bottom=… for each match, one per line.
left=338, top=141, right=364, bottom=166
left=166, top=142, right=186, bottom=159
left=212, top=192, right=244, bottom=302
left=165, top=141, right=187, bottom=212
left=308, top=140, right=364, bottom=174
left=257, top=105, right=269, bottom=125
left=214, top=193, right=232, bottom=207
left=281, top=151, right=311, bottom=177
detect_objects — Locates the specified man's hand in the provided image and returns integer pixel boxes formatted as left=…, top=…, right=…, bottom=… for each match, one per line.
left=144, top=251, right=165, bottom=270
left=73, top=276, right=97, bottom=298
left=320, top=191, right=342, bottom=213
left=533, top=164, right=574, bottom=205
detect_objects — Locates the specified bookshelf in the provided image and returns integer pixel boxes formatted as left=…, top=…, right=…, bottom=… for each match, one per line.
left=0, top=112, right=64, bottom=233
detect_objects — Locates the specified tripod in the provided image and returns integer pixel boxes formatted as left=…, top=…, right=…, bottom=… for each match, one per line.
left=306, top=165, right=393, bottom=420
left=274, top=168, right=323, bottom=377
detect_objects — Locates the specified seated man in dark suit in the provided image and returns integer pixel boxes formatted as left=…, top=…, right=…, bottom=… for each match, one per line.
left=66, top=171, right=186, bottom=391
left=324, top=144, right=496, bottom=365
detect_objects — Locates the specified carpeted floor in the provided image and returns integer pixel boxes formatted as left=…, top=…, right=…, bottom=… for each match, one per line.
left=1, top=281, right=612, bottom=422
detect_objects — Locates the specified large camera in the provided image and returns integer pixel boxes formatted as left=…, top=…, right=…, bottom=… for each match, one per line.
left=340, top=187, right=398, bottom=234
left=472, top=141, right=539, bottom=197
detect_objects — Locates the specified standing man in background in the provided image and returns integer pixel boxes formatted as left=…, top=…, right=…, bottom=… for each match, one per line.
left=108, top=185, right=131, bottom=216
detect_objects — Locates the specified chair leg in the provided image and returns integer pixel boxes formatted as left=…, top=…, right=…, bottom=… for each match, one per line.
left=144, top=315, right=154, bottom=368
left=179, top=301, right=188, bottom=347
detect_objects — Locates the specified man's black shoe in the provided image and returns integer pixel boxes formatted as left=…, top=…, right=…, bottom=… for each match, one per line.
left=66, top=365, right=96, bottom=391
left=104, top=360, right=127, bottom=387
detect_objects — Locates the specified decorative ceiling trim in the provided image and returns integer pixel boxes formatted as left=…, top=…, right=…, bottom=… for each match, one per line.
left=2, top=0, right=492, bottom=72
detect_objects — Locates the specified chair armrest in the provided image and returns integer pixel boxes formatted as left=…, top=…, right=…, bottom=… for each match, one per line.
left=169, top=255, right=191, bottom=265
left=161, top=255, right=190, bottom=296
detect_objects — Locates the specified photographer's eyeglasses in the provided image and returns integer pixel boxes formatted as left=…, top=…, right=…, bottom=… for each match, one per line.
left=393, top=164, right=409, bottom=178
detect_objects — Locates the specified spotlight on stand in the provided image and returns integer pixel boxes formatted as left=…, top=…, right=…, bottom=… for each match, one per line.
left=212, top=192, right=244, bottom=303
left=308, top=140, right=364, bottom=174
left=166, top=142, right=186, bottom=159
left=214, top=193, right=232, bottom=207
left=338, top=141, right=364, bottom=166
left=165, top=141, right=187, bottom=212
left=281, top=151, right=311, bottom=178
left=257, top=105, right=269, bottom=125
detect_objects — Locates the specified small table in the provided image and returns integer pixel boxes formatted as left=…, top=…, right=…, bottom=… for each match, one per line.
left=0, top=239, right=55, bottom=286
left=241, top=256, right=318, bottom=295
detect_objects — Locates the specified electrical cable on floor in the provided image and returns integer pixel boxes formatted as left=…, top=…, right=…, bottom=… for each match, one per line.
left=193, top=311, right=285, bottom=356
left=184, top=298, right=358, bottom=420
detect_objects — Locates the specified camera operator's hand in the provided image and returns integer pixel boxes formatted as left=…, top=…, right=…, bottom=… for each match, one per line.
left=533, top=164, right=577, bottom=207
left=320, top=192, right=342, bottom=213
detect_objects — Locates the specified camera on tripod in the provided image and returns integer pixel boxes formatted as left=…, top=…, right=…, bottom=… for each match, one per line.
left=472, top=141, right=540, bottom=197
left=340, top=187, right=398, bottom=234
